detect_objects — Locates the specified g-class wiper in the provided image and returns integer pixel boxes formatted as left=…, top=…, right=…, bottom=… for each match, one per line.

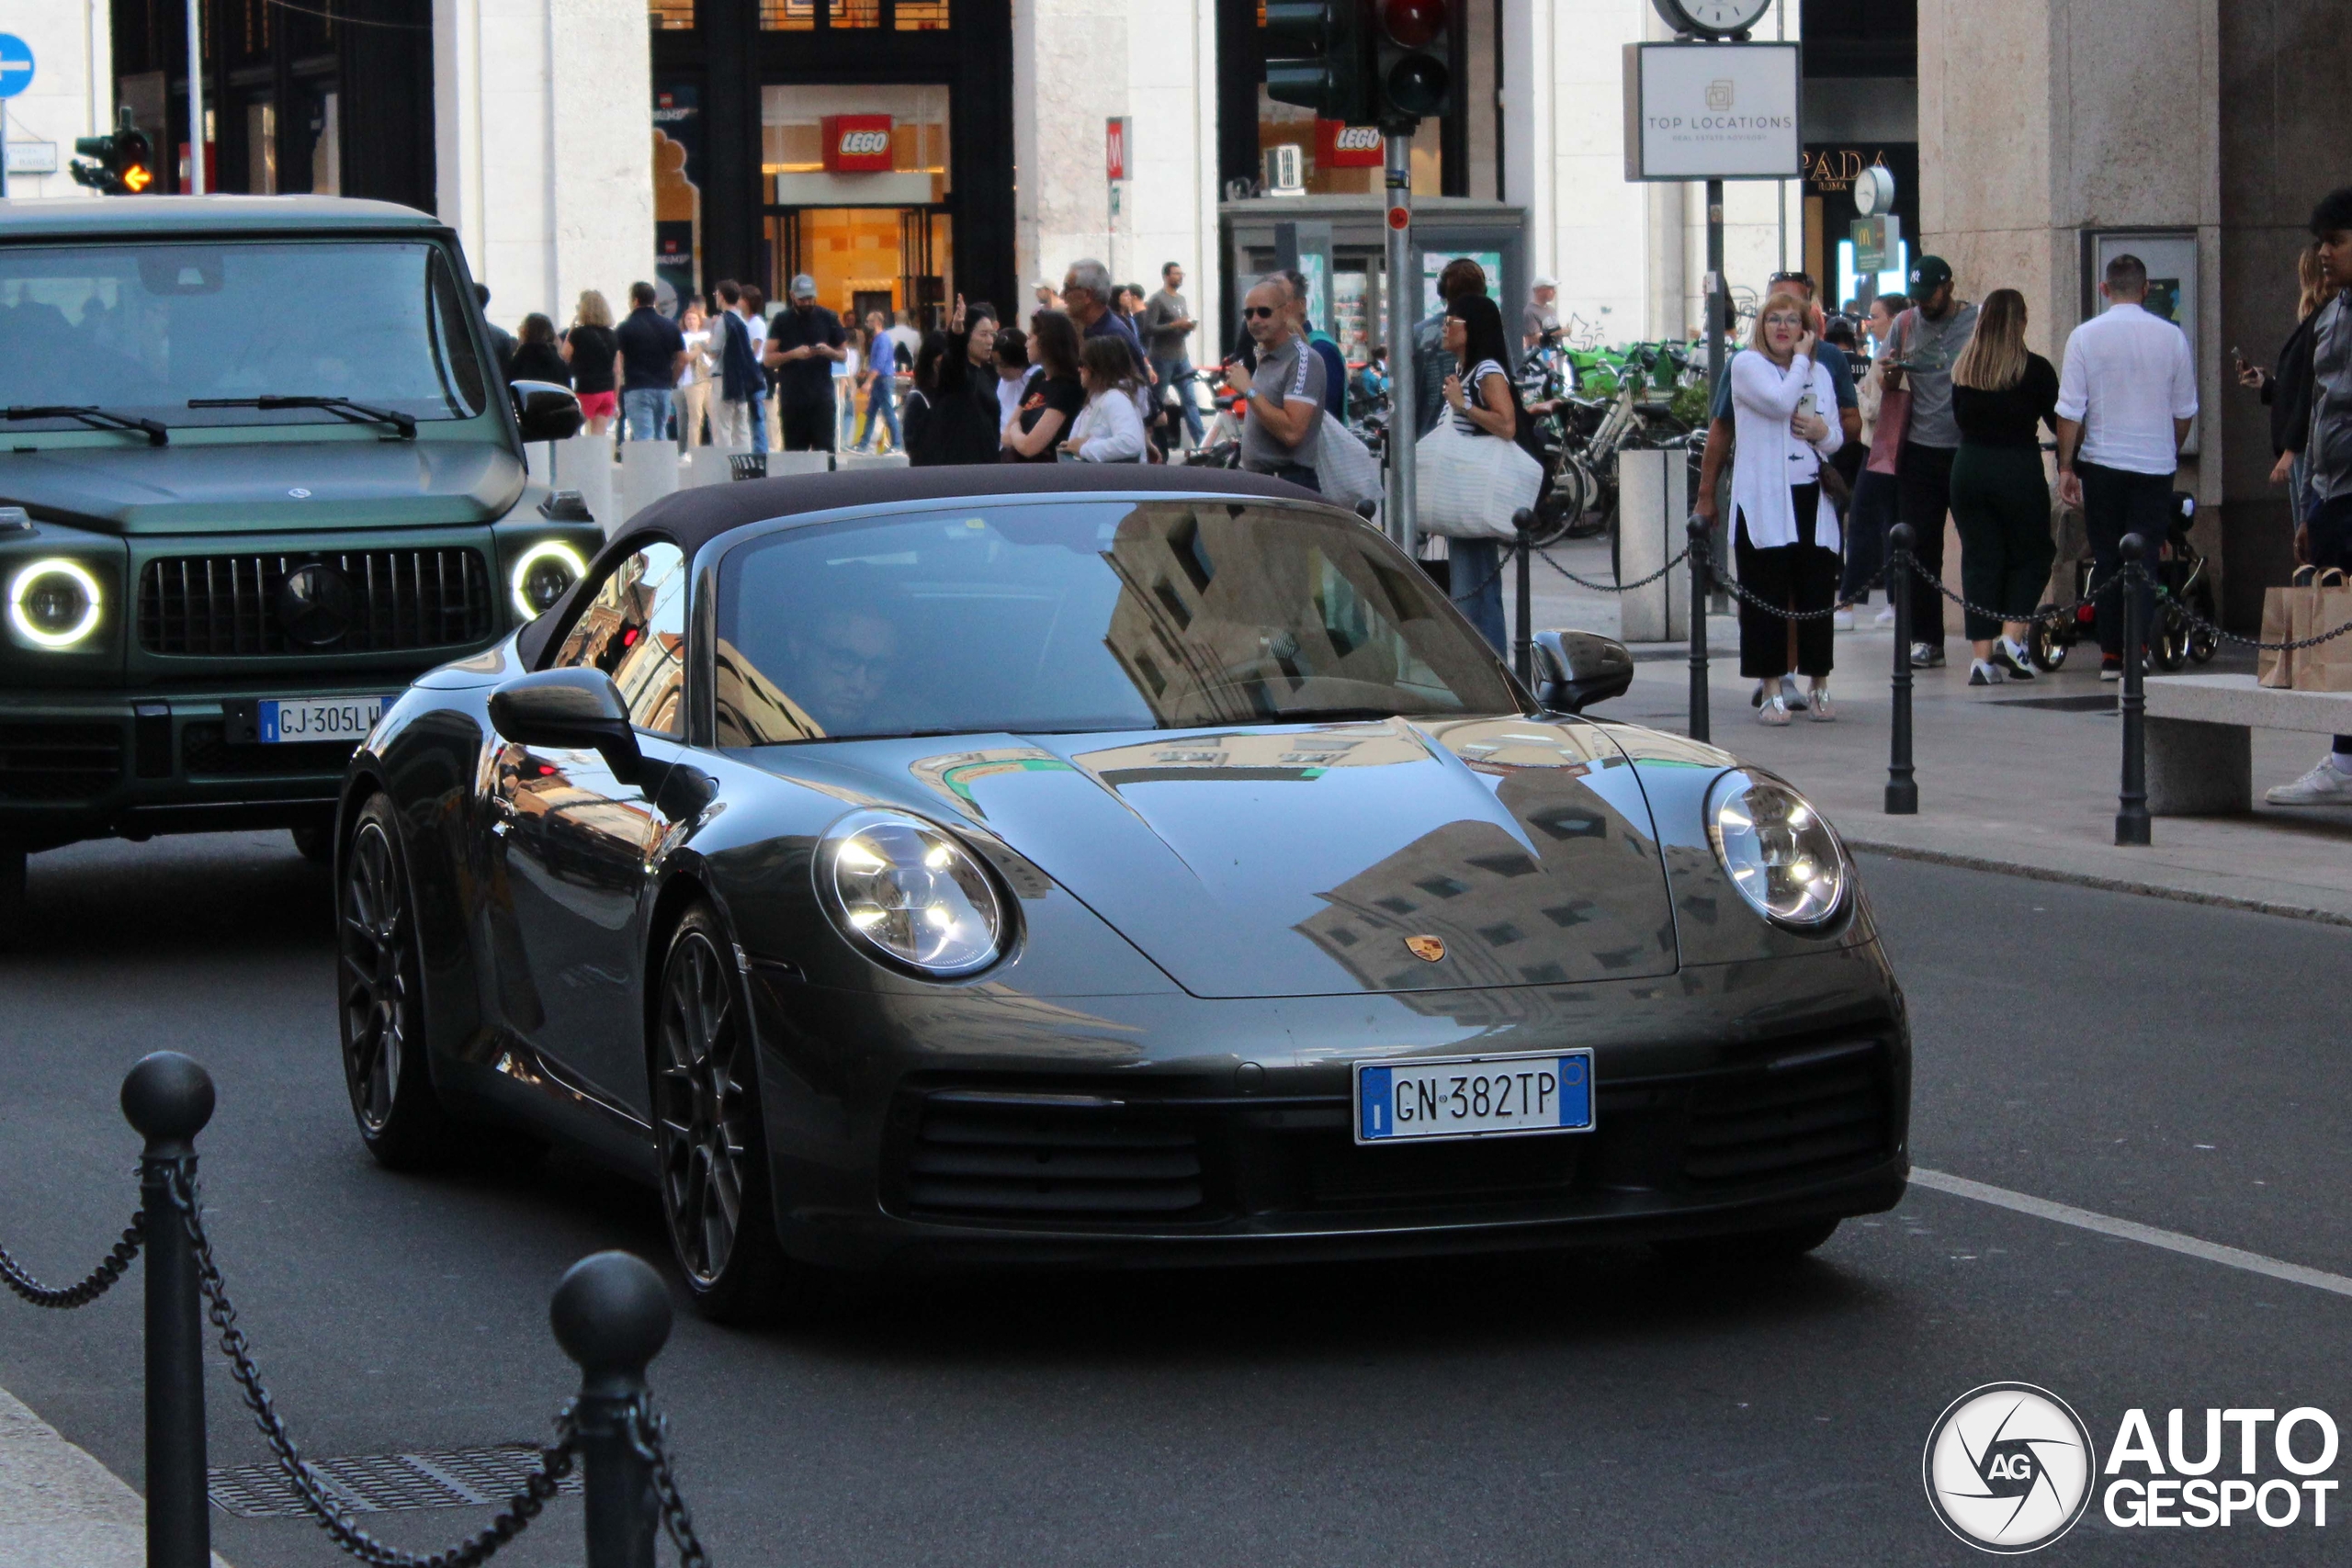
left=187, top=394, right=417, bottom=440
left=4, top=405, right=170, bottom=446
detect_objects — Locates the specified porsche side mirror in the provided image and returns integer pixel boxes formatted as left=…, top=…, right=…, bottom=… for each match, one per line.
left=510, top=379, right=584, bottom=444
left=488, top=668, right=644, bottom=784
left=1532, top=630, right=1634, bottom=713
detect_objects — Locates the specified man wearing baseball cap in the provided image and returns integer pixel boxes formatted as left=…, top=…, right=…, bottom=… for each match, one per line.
left=1523, top=276, right=1561, bottom=350
left=763, top=273, right=847, bottom=453
left=1880, top=254, right=1978, bottom=666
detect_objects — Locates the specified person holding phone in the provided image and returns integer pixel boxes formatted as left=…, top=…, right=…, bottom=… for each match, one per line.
left=1729, top=288, right=1847, bottom=724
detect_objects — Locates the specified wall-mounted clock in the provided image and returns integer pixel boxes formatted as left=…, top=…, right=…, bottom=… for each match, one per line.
left=1651, top=0, right=1774, bottom=40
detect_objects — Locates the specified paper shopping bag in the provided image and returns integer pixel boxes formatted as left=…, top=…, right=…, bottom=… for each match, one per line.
left=2259, top=583, right=2300, bottom=687
left=2292, top=576, right=2352, bottom=692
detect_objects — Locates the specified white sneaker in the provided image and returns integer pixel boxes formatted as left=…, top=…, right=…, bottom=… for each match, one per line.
left=1807, top=685, right=1837, bottom=721
left=1758, top=694, right=1792, bottom=726
left=2266, top=759, right=2352, bottom=806
left=1832, top=607, right=1856, bottom=631
left=1874, top=605, right=1897, bottom=627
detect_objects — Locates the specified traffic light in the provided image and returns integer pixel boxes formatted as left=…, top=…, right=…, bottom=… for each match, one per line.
left=70, top=108, right=155, bottom=196
left=1374, top=0, right=1453, bottom=128
left=1262, top=0, right=1374, bottom=127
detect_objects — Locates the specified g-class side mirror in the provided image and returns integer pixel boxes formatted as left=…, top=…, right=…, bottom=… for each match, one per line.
left=510, top=380, right=584, bottom=444
left=1532, top=630, right=1634, bottom=714
left=488, top=668, right=643, bottom=784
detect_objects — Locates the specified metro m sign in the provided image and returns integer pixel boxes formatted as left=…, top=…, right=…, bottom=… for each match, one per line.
left=1317, top=119, right=1383, bottom=169
left=1106, top=117, right=1132, bottom=181
left=821, top=114, right=895, bottom=173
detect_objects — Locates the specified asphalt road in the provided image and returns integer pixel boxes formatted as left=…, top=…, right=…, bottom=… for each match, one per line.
left=1, top=830, right=2347, bottom=1566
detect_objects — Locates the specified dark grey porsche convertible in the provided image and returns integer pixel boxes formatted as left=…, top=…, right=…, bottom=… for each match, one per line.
left=335, top=467, right=1907, bottom=1320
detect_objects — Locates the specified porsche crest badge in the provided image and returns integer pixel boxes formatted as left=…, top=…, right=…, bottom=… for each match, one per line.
left=1405, top=935, right=1446, bottom=963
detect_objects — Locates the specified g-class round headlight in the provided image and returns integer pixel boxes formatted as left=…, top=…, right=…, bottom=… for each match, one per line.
left=818, top=810, right=1006, bottom=976
left=7, top=559, right=103, bottom=649
left=511, top=540, right=587, bottom=619
left=1706, top=771, right=1849, bottom=929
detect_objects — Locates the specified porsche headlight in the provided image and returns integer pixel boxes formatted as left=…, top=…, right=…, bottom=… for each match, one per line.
left=1706, top=771, right=1848, bottom=929
left=819, top=810, right=1005, bottom=976
left=510, top=540, right=587, bottom=620
left=7, top=558, right=104, bottom=649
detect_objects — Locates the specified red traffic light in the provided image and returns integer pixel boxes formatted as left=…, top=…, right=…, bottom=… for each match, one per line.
left=1382, top=0, right=1447, bottom=49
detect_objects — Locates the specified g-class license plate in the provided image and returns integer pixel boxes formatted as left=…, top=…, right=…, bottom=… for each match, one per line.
left=1354, top=1050, right=1594, bottom=1145
left=257, top=694, right=388, bottom=743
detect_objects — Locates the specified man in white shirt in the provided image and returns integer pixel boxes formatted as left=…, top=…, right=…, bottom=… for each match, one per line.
left=2055, top=253, right=2198, bottom=678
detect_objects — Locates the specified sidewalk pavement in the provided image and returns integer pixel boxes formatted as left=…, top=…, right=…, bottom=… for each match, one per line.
left=1517, top=538, right=2352, bottom=925
left=0, top=1382, right=232, bottom=1567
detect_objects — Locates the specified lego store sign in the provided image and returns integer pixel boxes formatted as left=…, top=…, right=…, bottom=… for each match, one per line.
left=1317, top=121, right=1384, bottom=169
left=821, top=115, right=895, bottom=173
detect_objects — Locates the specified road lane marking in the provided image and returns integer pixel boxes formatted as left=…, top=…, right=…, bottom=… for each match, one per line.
left=1910, top=1167, right=2352, bottom=1302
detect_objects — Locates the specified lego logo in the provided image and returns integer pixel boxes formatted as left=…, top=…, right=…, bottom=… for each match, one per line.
left=839, top=131, right=891, bottom=155
left=1335, top=127, right=1381, bottom=152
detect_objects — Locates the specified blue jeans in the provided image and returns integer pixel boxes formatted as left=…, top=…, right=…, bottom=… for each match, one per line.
left=857, top=380, right=900, bottom=450
left=749, top=390, right=768, bottom=455
left=621, top=389, right=672, bottom=443
left=1449, top=537, right=1509, bottom=656
left=1150, top=355, right=1204, bottom=444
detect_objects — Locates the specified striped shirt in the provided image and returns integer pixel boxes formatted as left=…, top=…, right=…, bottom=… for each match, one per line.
left=1453, top=358, right=1509, bottom=436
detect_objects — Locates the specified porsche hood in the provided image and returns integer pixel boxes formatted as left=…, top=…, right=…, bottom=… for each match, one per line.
left=812, top=716, right=1683, bottom=999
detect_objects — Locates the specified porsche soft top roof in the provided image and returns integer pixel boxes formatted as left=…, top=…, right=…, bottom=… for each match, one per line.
left=519, top=464, right=1332, bottom=666
left=612, top=462, right=1327, bottom=558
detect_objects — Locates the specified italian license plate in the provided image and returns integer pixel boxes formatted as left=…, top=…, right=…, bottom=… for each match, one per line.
left=1354, top=1050, right=1594, bottom=1145
left=256, top=694, right=389, bottom=744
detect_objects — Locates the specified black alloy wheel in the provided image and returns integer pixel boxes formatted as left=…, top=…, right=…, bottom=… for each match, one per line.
left=339, top=795, right=453, bottom=1168
left=653, top=903, right=788, bottom=1322
left=2027, top=610, right=2070, bottom=673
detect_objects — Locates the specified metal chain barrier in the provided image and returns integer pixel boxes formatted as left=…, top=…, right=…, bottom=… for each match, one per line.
left=1706, top=563, right=1849, bottom=622
left=162, top=1165, right=580, bottom=1568
left=0, top=1215, right=142, bottom=1309
left=2147, top=564, right=2352, bottom=651
left=1910, top=556, right=2128, bottom=634
left=629, top=1403, right=712, bottom=1568
left=1537, top=546, right=1690, bottom=594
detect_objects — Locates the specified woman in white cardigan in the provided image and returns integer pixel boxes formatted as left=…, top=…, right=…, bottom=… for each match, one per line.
left=1063, top=336, right=1149, bottom=463
left=1729, top=288, right=1847, bottom=724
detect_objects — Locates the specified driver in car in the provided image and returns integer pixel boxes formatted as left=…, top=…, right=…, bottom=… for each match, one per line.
left=786, top=607, right=899, bottom=736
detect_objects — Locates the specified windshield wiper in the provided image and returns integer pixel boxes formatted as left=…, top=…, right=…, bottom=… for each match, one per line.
left=187, top=395, right=417, bottom=440
left=4, top=405, right=169, bottom=446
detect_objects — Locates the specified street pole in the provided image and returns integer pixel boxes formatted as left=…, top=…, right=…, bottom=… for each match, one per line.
left=1384, top=130, right=1415, bottom=556
left=185, top=0, right=204, bottom=193
left=1703, top=177, right=1725, bottom=611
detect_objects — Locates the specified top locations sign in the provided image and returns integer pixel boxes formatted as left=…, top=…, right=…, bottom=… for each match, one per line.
left=1622, top=41, right=1801, bottom=182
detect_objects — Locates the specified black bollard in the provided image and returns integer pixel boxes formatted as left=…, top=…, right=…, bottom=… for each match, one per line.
left=553, top=1252, right=673, bottom=1568
left=1687, top=514, right=1711, bottom=743
left=119, top=1053, right=216, bottom=1568
left=1512, top=508, right=1534, bottom=688
left=1886, top=524, right=1918, bottom=815
left=2117, top=533, right=2153, bottom=845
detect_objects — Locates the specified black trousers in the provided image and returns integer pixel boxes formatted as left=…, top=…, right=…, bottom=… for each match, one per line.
left=780, top=394, right=837, bottom=452
left=2078, top=459, right=2173, bottom=657
left=1839, top=468, right=1899, bottom=604
left=1896, top=441, right=1957, bottom=646
left=1949, top=444, right=2057, bottom=641
left=1736, top=484, right=1838, bottom=679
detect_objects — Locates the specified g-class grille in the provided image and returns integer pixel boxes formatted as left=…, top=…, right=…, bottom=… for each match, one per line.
left=138, top=549, right=494, bottom=657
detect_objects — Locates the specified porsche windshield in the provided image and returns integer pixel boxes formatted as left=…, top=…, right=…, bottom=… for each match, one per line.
left=714, top=502, right=1523, bottom=744
left=0, top=241, right=488, bottom=430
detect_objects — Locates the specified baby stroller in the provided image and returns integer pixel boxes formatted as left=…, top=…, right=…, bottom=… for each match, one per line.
left=2028, top=491, right=2219, bottom=672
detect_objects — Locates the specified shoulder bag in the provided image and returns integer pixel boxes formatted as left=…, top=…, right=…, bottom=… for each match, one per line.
left=1416, top=420, right=1544, bottom=541
left=1865, top=308, right=1917, bottom=477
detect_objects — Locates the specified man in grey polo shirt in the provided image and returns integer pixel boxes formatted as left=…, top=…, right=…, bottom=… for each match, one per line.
left=1238, top=275, right=1324, bottom=489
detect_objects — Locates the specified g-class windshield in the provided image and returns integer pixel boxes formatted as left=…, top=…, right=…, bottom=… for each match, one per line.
left=0, top=241, right=488, bottom=432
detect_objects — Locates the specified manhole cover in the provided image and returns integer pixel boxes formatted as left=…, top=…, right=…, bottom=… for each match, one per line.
left=209, top=1445, right=584, bottom=1517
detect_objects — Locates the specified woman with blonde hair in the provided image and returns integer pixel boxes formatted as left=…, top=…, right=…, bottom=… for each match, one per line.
left=2239, top=243, right=2338, bottom=513
left=561, top=289, right=619, bottom=434
left=1948, top=288, right=2061, bottom=684
left=1728, top=288, right=1845, bottom=724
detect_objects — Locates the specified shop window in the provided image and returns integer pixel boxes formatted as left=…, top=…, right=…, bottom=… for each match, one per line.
left=761, top=0, right=816, bottom=29
left=761, top=84, right=952, bottom=202
left=831, top=0, right=882, bottom=26
left=895, top=0, right=950, bottom=28
left=649, top=0, right=695, bottom=28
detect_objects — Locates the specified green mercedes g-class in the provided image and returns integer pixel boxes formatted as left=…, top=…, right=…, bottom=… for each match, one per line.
left=0, top=196, right=596, bottom=941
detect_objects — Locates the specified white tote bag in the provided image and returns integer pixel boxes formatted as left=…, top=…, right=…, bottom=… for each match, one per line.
left=1415, top=421, right=1543, bottom=541
left=1314, top=412, right=1383, bottom=511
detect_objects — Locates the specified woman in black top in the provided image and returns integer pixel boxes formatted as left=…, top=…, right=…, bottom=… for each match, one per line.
left=1001, top=310, right=1083, bottom=462
left=561, top=290, right=620, bottom=434
left=508, top=314, right=571, bottom=388
left=1948, top=288, right=2061, bottom=685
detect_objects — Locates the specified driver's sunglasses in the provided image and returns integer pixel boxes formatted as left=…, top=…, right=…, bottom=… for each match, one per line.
left=1242, top=306, right=1279, bottom=320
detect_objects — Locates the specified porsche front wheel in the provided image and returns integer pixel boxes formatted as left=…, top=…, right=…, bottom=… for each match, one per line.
left=653, top=903, right=790, bottom=1323
left=339, top=795, right=455, bottom=1168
